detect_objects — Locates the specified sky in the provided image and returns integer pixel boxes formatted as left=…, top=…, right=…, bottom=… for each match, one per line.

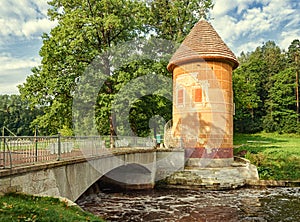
left=0, top=0, right=299, bottom=95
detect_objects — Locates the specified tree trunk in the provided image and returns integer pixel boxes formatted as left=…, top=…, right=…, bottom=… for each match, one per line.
left=102, top=55, right=117, bottom=148
left=109, top=114, right=116, bottom=148
left=296, top=54, right=299, bottom=122
left=296, top=69, right=299, bottom=122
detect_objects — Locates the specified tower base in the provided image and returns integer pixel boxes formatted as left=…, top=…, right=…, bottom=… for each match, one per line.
left=186, top=158, right=234, bottom=168
left=164, top=157, right=259, bottom=190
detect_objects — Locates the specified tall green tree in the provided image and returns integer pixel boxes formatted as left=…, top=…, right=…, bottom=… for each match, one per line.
left=233, top=40, right=300, bottom=134
left=288, top=39, right=300, bottom=121
left=19, top=0, right=147, bottom=137
left=19, top=0, right=214, bottom=140
left=233, top=47, right=266, bottom=133
left=233, top=41, right=286, bottom=133
left=263, top=68, right=299, bottom=133
left=149, top=0, right=213, bottom=42
left=261, top=41, right=287, bottom=130
left=0, top=95, right=42, bottom=136
left=262, top=39, right=300, bottom=133
left=111, top=58, right=172, bottom=137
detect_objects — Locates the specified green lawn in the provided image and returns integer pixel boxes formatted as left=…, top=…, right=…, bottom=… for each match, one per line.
left=0, top=193, right=103, bottom=222
left=234, top=133, right=300, bottom=180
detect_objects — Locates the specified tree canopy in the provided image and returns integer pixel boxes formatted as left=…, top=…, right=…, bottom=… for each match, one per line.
left=18, top=0, right=213, bottom=137
left=10, top=0, right=300, bottom=136
left=0, top=94, right=43, bottom=136
left=233, top=40, right=300, bottom=134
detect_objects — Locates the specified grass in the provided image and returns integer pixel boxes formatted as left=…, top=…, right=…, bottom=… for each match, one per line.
left=234, top=132, right=300, bottom=180
left=0, top=192, right=104, bottom=222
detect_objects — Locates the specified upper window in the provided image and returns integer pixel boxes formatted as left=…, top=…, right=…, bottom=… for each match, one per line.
left=177, top=88, right=184, bottom=105
left=193, top=88, right=202, bottom=103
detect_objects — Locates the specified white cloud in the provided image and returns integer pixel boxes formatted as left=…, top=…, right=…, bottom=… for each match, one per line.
left=0, top=18, right=23, bottom=37
left=239, top=8, right=271, bottom=37
left=279, top=30, right=300, bottom=50
left=213, top=0, right=237, bottom=16
left=211, top=0, right=300, bottom=55
left=0, top=0, right=55, bottom=94
left=0, top=55, right=40, bottom=70
left=22, top=19, right=58, bottom=38
left=236, top=39, right=265, bottom=55
left=210, top=15, right=237, bottom=44
left=33, top=0, right=51, bottom=15
left=212, top=0, right=260, bottom=16
left=0, top=55, right=40, bottom=94
left=0, top=0, right=56, bottom=40
left=0, top=77, right=23, bottom=94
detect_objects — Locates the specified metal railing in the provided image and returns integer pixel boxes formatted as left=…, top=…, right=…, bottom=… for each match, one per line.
left=0, top=135, right=155, bottom=169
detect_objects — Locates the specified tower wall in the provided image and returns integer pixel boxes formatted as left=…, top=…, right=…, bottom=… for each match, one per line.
left=172, top=60, right=234, bottom=167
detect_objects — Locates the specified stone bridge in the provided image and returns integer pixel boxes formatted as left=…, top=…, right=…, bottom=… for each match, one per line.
left=0, top=148, right=184, bottom=202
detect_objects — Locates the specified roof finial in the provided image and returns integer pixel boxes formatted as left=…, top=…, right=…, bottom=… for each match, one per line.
left=199, top=7, right=206, bottom=20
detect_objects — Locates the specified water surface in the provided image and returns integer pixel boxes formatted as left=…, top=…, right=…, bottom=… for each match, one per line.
left=77, top=187, right=300, bottom=221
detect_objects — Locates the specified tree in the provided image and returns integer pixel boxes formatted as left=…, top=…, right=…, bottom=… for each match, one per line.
left=19, top=0, right=147, bottom=138
left=233, top=40, right=300, bottom=134
left=19, top=0, right=214, bottom=141
left=149, top=0, right=213, bottom=42
left=233, top=41, right=286, bottom=133
left=288, top=39, right=300, bottom=122
left=0, top=95, right=43, bottom=136
left=111, top=58, right=173, bottom=137
left=263, top=68, right=299, bottom=133
left=233, top=68, right=261, bottom=133
left=233, top=47, right=266, bottom=133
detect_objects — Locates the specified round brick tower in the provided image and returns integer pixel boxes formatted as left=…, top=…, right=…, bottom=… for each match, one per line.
left=167, top=20, right=239, bottom=168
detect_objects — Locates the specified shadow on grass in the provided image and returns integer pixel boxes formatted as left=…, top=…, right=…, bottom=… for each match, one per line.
left=233, top=133, right=286, bottom=155
left=233, top=133, right=300, bottom=180
left=234, top=133, right=287, bottom=145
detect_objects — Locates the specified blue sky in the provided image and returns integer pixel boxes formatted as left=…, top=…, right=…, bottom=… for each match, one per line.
left=0, top=0, right=300, bottom=94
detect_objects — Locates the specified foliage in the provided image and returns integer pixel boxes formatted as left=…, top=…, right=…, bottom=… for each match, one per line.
left=233, top=40, right=300, bottom=134
left=19, top=0, right=147, bottom=136
left=59, top=125, right=74, bottom=136
left=18, top=0, right=214, bottom=138
left=234, top=133, right=300, bottom=180
left=111, top=58, right=173, bottom=137
left=149, top=0, right=213, bottom=42
left=0, top=95, right=42, bottom=136
left=0, top=192, right=103, bottom=221
left=263, top=68, right=299, bottom=133
left=14, top=0, right=299, bottom=137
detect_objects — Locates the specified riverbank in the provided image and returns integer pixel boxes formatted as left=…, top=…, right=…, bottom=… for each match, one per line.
left=0, top=192, right=104, bottom=221
left=234, top=132, right=300, bottom=180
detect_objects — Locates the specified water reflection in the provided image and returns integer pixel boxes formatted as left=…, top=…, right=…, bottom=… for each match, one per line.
left=77, top=187, right=300, bottom=222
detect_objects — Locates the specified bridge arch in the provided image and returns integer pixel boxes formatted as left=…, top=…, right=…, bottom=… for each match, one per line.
left=60, top=152, right=157, bottom=201
left=79, top=163, right=153, bottom=198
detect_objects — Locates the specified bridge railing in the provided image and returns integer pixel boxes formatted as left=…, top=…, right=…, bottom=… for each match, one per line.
left=0, top=135, right=155, bottom=169
left=109, top=136, right=156, bottom=148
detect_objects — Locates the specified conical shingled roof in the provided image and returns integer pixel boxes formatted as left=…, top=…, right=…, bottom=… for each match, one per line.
left=167, top=20, right=239, bottom=71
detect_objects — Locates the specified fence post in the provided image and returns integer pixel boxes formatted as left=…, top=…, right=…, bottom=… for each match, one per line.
left=2, top=136, right=6, bottom=168
left=57, top=133, right=61, bottom=161
left=35, top=126, right=38, bottom=162
left=1, top=127, right=4, bottom=168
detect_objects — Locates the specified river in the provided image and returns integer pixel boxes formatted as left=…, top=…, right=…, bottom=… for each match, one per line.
left=77, top=187, right=300, bottom=221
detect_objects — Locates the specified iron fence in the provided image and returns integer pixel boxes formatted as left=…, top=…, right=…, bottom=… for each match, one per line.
left=0, top=135, right=155, bottom=169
